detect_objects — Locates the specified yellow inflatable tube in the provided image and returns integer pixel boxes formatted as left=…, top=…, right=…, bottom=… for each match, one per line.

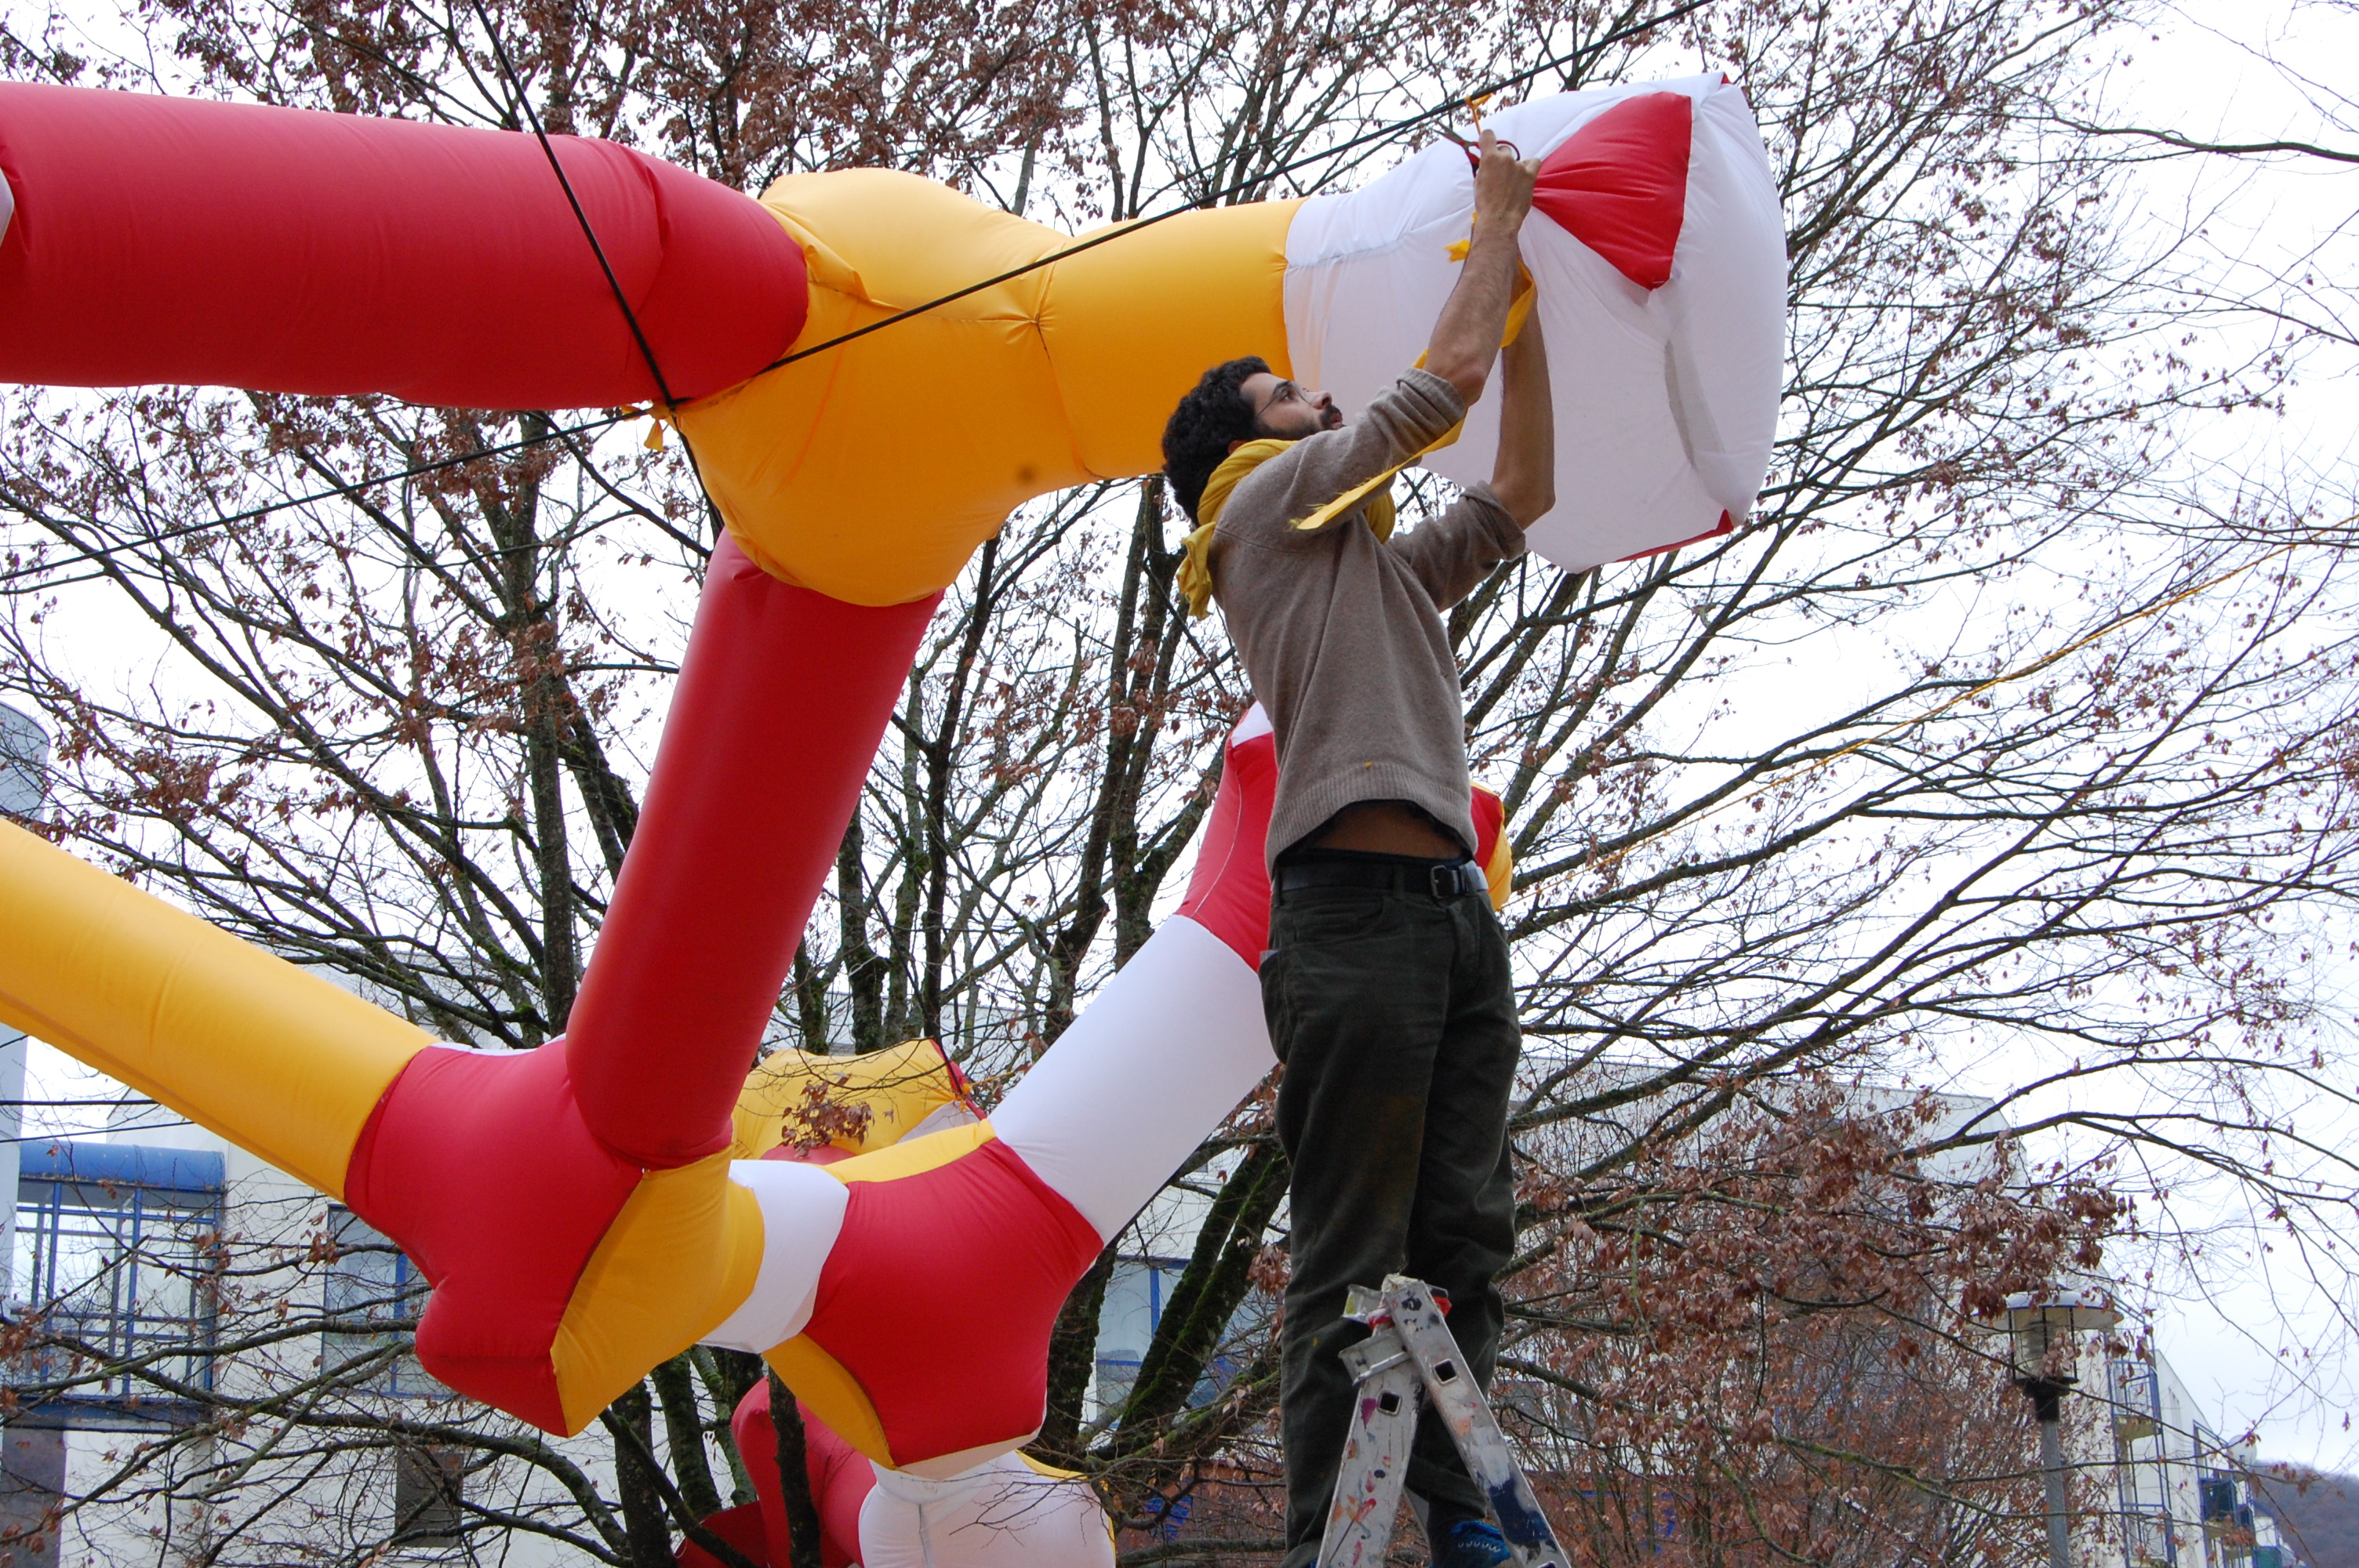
left=733, top=1036, right=972, bottom=1160
left=0, top=818, right=427, bottom=1196
left=682, top=172, right=1299, bottom=607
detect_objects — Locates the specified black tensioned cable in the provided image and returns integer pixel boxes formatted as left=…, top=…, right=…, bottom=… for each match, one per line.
left=752, top=0, right=1714, bottom=376
left=463, top=0, right=682, bottom=415
left=2, top=0, right=1712, bottom=586
left=0, top=411, right=634, bottom=585
left=463, top=0, right=738, bottom=539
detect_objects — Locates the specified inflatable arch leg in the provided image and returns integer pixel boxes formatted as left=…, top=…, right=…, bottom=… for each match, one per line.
left=340, top=544, right=933, bottom=1431
left=0, top=542, right=933, bottom=1434
left=701, top=712, right=1282, bottom=1474
left=0, top=82, right=806, bottom=408
left=691, top=1035, right=1117, bottom=1568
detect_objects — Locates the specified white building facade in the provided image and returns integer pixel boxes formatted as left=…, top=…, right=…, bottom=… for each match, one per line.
left=2094, top=1339, right=2301, bottom=1568
left=3, top=1102, right=627, bottom=1566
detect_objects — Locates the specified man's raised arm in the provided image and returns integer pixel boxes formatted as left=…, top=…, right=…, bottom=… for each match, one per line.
left=1421, top=130, right=1539, bottom=405
left=1389, top=314, right=1550, bottom=606
left=1488, top=314, right=1555, bottom=527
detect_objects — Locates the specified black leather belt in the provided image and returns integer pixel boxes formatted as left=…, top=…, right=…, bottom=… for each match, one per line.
left=1276, top=857, right=1485, bottom=901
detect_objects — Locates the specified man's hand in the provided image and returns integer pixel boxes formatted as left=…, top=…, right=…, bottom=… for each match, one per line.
left=1473, top=128, right=1539, bottom=234
left=1425, top=129, right=1541, bottom=406
left=1488, top=314, right=1554, bottom=527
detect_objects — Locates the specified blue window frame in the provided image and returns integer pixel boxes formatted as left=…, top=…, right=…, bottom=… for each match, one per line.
left=9, top=1142, right=225, bottom=1422
left=322, top=1208, right=441, bottom=1398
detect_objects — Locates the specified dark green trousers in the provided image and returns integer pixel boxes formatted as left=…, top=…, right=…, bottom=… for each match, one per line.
left=1262, top=873, right=1521, bottom=1567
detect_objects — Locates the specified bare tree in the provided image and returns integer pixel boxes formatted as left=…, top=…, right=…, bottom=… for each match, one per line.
left=2, top=0, right=2355, bottom=1560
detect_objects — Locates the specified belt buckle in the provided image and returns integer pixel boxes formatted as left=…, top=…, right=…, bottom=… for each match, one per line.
left=1429, top=863, right=1458, bottom=900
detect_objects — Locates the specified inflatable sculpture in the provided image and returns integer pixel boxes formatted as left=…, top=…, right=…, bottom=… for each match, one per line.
left=0, top=74, right=1783, bottom=597
left=0, top=60, right=1779, bottom=1535
left=688, top=1043, right=1117, bottom=1568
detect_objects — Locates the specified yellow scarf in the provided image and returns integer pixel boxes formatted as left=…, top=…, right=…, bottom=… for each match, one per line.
left=1176, top=440, right=1401, bottom=619
left=1174, top=264, right=1535, bottom=621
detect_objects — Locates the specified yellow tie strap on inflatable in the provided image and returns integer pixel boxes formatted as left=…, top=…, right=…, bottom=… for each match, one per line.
left=638, top=405, right=674, bottom=450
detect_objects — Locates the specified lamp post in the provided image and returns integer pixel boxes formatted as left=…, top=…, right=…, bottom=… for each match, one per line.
left=2001, top=1287, right=2121, bottom=1568
left=0, top=701, right=47, bottom=1303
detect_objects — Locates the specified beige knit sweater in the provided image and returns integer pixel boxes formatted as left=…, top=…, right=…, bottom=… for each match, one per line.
left=1209, top=368, right=1526, bottom=867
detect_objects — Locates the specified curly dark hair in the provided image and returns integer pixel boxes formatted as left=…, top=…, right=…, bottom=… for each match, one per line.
left=1161, top=356, right=1271, bottom=522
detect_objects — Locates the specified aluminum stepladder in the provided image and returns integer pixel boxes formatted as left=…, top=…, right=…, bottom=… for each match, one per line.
left=1315, top=1275, right=1568, bottom=1568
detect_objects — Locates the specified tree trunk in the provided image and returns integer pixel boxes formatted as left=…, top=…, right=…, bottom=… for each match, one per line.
left=766, top=1370, right=827, bottom=1568
left=651, top=1351, right=723, bottom=1522
left=695, top=1348, right=768, bottom=1508
left=838, top=813, right=886, bottom=1053
left=1118, top=1137, right=1289, bottom=1440
left=609, top=1381, right=676, bottom=1568
left=1035, top=1240, right=1118, bottom=1462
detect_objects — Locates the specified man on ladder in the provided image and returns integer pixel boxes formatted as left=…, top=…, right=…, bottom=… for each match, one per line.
left=1159, top=130, right=1555, bottom=1568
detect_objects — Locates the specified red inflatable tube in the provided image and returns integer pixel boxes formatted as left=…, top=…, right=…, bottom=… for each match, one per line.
left=713, top=1380, right=870, bottom=1568
left=1175, top=722, right=1277, bottom=969
left=0, top=82, right=805, bottom=407
left=1532, top=90, right=1692, bottom=292
left=565, top=541, right=938, bottom=1167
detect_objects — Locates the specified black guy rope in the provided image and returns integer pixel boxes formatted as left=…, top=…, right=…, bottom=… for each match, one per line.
left=463, top=0, right=682, bottom=414
left=0, top=412, right=633, bottom=586
left=0, top=0, right=1711, bottom=586
left=754, top=0, right=1715, bottom=375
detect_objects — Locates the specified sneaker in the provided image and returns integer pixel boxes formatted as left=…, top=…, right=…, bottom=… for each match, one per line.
left=1434, top=1517, right=1513, bottom=1568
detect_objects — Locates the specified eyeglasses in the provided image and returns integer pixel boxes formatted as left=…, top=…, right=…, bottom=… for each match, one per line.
left=1253, top=380, right=1307, bottom=419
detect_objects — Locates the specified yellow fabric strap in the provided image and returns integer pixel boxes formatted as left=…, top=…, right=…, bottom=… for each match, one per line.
left=1178, top=437, right=1400, bottom=619
left=637, top=403, right=675, bottom=451
left=1176, top=265, right=1533, bottom=620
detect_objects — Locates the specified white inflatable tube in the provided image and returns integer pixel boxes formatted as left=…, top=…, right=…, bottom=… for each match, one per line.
left=858, top=1453, right=1116, bottom=1568
left=992, top=915, right=1272, bottom=1242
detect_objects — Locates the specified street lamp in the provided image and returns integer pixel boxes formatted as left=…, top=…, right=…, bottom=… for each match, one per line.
left=0, top=700, right=46, bottom=1304
left=2001, top=1287, right=2121, bottom=1568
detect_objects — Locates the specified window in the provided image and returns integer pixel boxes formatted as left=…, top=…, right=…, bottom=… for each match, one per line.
left=322, top=1208, right=440, bottom=1398
left=9, top=1141, right=224, bottom=1419
left=1092, top=1258, right=1273, bottom=1423
left=391, top=1445, right=463, bottom=1547
left=1094, top=1258, right=1187, bottom=1419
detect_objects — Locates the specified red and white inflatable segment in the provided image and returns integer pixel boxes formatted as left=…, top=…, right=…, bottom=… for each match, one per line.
left=1282, top=75, right=1787, bottom=572
left=701, top=711, right=1280, bottom=1367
